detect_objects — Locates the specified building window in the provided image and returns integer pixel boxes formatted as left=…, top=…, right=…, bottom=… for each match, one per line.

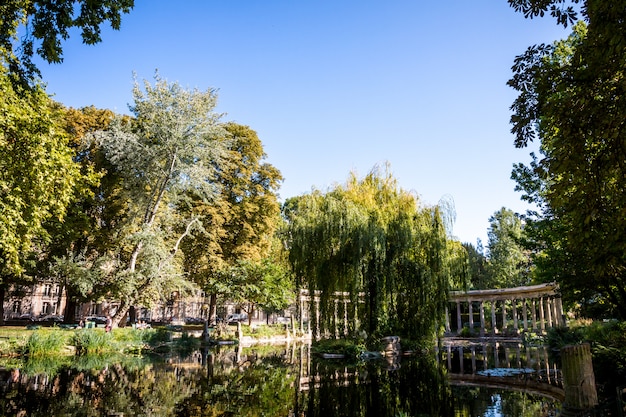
left=12, top=301, right=21, bottom=313
left=43, top=284, right=52, bottom=297
left=42, top=302, right=51, bottom=315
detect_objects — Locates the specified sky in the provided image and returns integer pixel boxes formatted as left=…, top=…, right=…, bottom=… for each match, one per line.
left=34, top=0, right=572, bottom=246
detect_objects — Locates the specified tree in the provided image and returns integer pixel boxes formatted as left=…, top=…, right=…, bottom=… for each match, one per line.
left=509, top=1, right=626, bottom=318
left=285, top=165, right=466, bottom=341
left=181, top=122, right=283, bottom=324
left=90, top=74, right=229, bottom=326
left=0, top=0, right=134, bottom=85
left=485, top=208, right=531, bottom=288
left=40, top=105, right=121, bottom=323
left=217, top=257, right=292, bottom=326
left=0, top=69, right=80, bottom=323
left=463, top=240, right=492, bottom=290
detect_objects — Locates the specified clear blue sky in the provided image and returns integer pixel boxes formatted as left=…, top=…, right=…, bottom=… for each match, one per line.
left=35, top=0, right=571, bottom=246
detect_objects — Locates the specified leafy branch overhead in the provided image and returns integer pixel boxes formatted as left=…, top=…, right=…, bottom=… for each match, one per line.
left=0, top=0, right=134, bottom=85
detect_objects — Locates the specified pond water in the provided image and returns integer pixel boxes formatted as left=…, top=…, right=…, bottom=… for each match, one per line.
left=0, top=342, right=561, bottom=416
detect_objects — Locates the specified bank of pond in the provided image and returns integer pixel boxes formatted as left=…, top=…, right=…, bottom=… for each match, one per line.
left=0, top=321, right=625, bottom=416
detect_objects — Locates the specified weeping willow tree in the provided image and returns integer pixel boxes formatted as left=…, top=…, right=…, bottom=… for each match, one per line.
left=284, top=166, right=467, bottom=341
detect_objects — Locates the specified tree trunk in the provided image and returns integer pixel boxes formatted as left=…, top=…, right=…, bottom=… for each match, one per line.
left=113, top=301, right=130, bottom=328
left=0, top=284, right=5, bottom=326
left=208, top=294, right=217, bottom=324
left=63, top=295, right=78, bottom=324
left=128, top=305, right=136, bottom=325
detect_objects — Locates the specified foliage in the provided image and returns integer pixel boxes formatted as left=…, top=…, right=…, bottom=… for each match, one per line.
left=285, top=164, right=466, bottom=341
left=25, top=330, right=70, bottom=357
left=181, top=123, right=284, bottom=322
left=509, top=2, right=626, bottom=318
left=545, top=320, right=626, bottom=397
left=88, top=73, right=230, bottom=325
left=72, top=328, right=118, bottom=355
left=41, top=105, right=121, bottom=322
left=311, top=338, right=367, bottom=359
left=216, top=258, right=293, bottom=324
left=0, top=0, right=134, bottom=85
left=486, top=207, right=532, bottom=288
left=463, top=240, right=492, bottom=290
left=0, top=69, right=79, bottom=279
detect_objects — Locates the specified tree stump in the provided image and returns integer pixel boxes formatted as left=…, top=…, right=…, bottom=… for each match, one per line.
left=561, top=343, right=598, bottom=411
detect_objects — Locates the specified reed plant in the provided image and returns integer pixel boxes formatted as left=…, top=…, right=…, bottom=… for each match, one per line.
left=25, top=330, right=71, bottom=357
left=72, top=329, right=113, bottom=355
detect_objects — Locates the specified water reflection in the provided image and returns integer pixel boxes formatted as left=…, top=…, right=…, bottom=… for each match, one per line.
left=0, top=342, right=561, bottom=416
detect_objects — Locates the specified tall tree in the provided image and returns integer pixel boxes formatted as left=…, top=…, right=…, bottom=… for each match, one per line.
left=91, top=74, right=229, bottom=326
left=509, top=1, right=626, bottom=317
left=0, top=0, right=134, bottom=85
left=285, top=165, right=466, bottom=341
left=463, top=240, right=492, bottom=290
left=40, top=105, right=122, bottom=323
left=486, top=208, right=531, bottom=288
left=182, top=122, right=284, bottom=323
left=0, top=68, right=80, bottom=323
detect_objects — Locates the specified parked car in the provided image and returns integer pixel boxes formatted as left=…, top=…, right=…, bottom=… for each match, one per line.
left=16, top=313, right=36, bottom=321
left=85, top=316, right=107, bottom=325
left=226, top=313, right=248, bottom=324
left=38, top=314, right=63, bottom=323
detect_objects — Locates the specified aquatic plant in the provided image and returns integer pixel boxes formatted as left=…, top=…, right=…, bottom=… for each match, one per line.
left=25, top=330, right=71, bottom=357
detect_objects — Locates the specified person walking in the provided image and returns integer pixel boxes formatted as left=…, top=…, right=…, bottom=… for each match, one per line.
left=105, top=315, right=112, bottom=333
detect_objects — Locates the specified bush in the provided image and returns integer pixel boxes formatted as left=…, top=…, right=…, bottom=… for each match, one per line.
left=312, top=339, right=366, bottom=359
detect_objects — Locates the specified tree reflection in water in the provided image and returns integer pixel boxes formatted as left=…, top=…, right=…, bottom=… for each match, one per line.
left=0, top=344, right=559, bottom=416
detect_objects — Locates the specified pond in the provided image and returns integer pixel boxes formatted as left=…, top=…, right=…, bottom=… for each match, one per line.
left=0, top=342, right=561, bottom=416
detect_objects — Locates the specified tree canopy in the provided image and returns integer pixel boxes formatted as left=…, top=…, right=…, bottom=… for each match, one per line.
left=0, top=68, right=83, bottom=323
left=89, top=74, right=229, bottom=325
left=509, top=1, right=626, bottom=318
left=0, top=0, right=134, bottom=85
left=181, top=122, right=286, bottom=323
left=284, top=165, right=466, bottom=341
left=486, top=207, right=531, bottom=289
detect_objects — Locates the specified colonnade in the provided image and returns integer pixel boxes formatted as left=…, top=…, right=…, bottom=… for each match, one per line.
left=446, top=282, right=564, bottom=336
left=298, top=290, right=363, bottom=339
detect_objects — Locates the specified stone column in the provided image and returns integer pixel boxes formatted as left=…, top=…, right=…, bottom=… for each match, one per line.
left=333, top=300, right=339, bottom=338
left=562, top=344, right=598, bottom=411
left=501, top=300, right=507, bottom=333
left=344, top=300, right=349, bottom=336
left=522, top=298, right=528, bottom=331
left=444, top=305, right=450, bottom=333
left=315, top=298, right=320, bottom=338
left=556, top=296, right=564, bottom=327
left=531, top=299, right=537, bottom=330
left=512, top=299, right=518, bottom=333
left=456, top=301, right=462, bottom=335
left=545, top=297, right=553, bottom=328
left=539, top=296, right=545, bottom=332
left=552, top=296, right=560, bottom=327
left=479, top=301, right=485, bottom=336
left=491, top=300, right=498, bottom=335
left=468, top=301, right=474, bottom=332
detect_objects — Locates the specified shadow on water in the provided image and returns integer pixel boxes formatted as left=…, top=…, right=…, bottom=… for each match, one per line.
left=0, top=341, right=562, bottom=416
